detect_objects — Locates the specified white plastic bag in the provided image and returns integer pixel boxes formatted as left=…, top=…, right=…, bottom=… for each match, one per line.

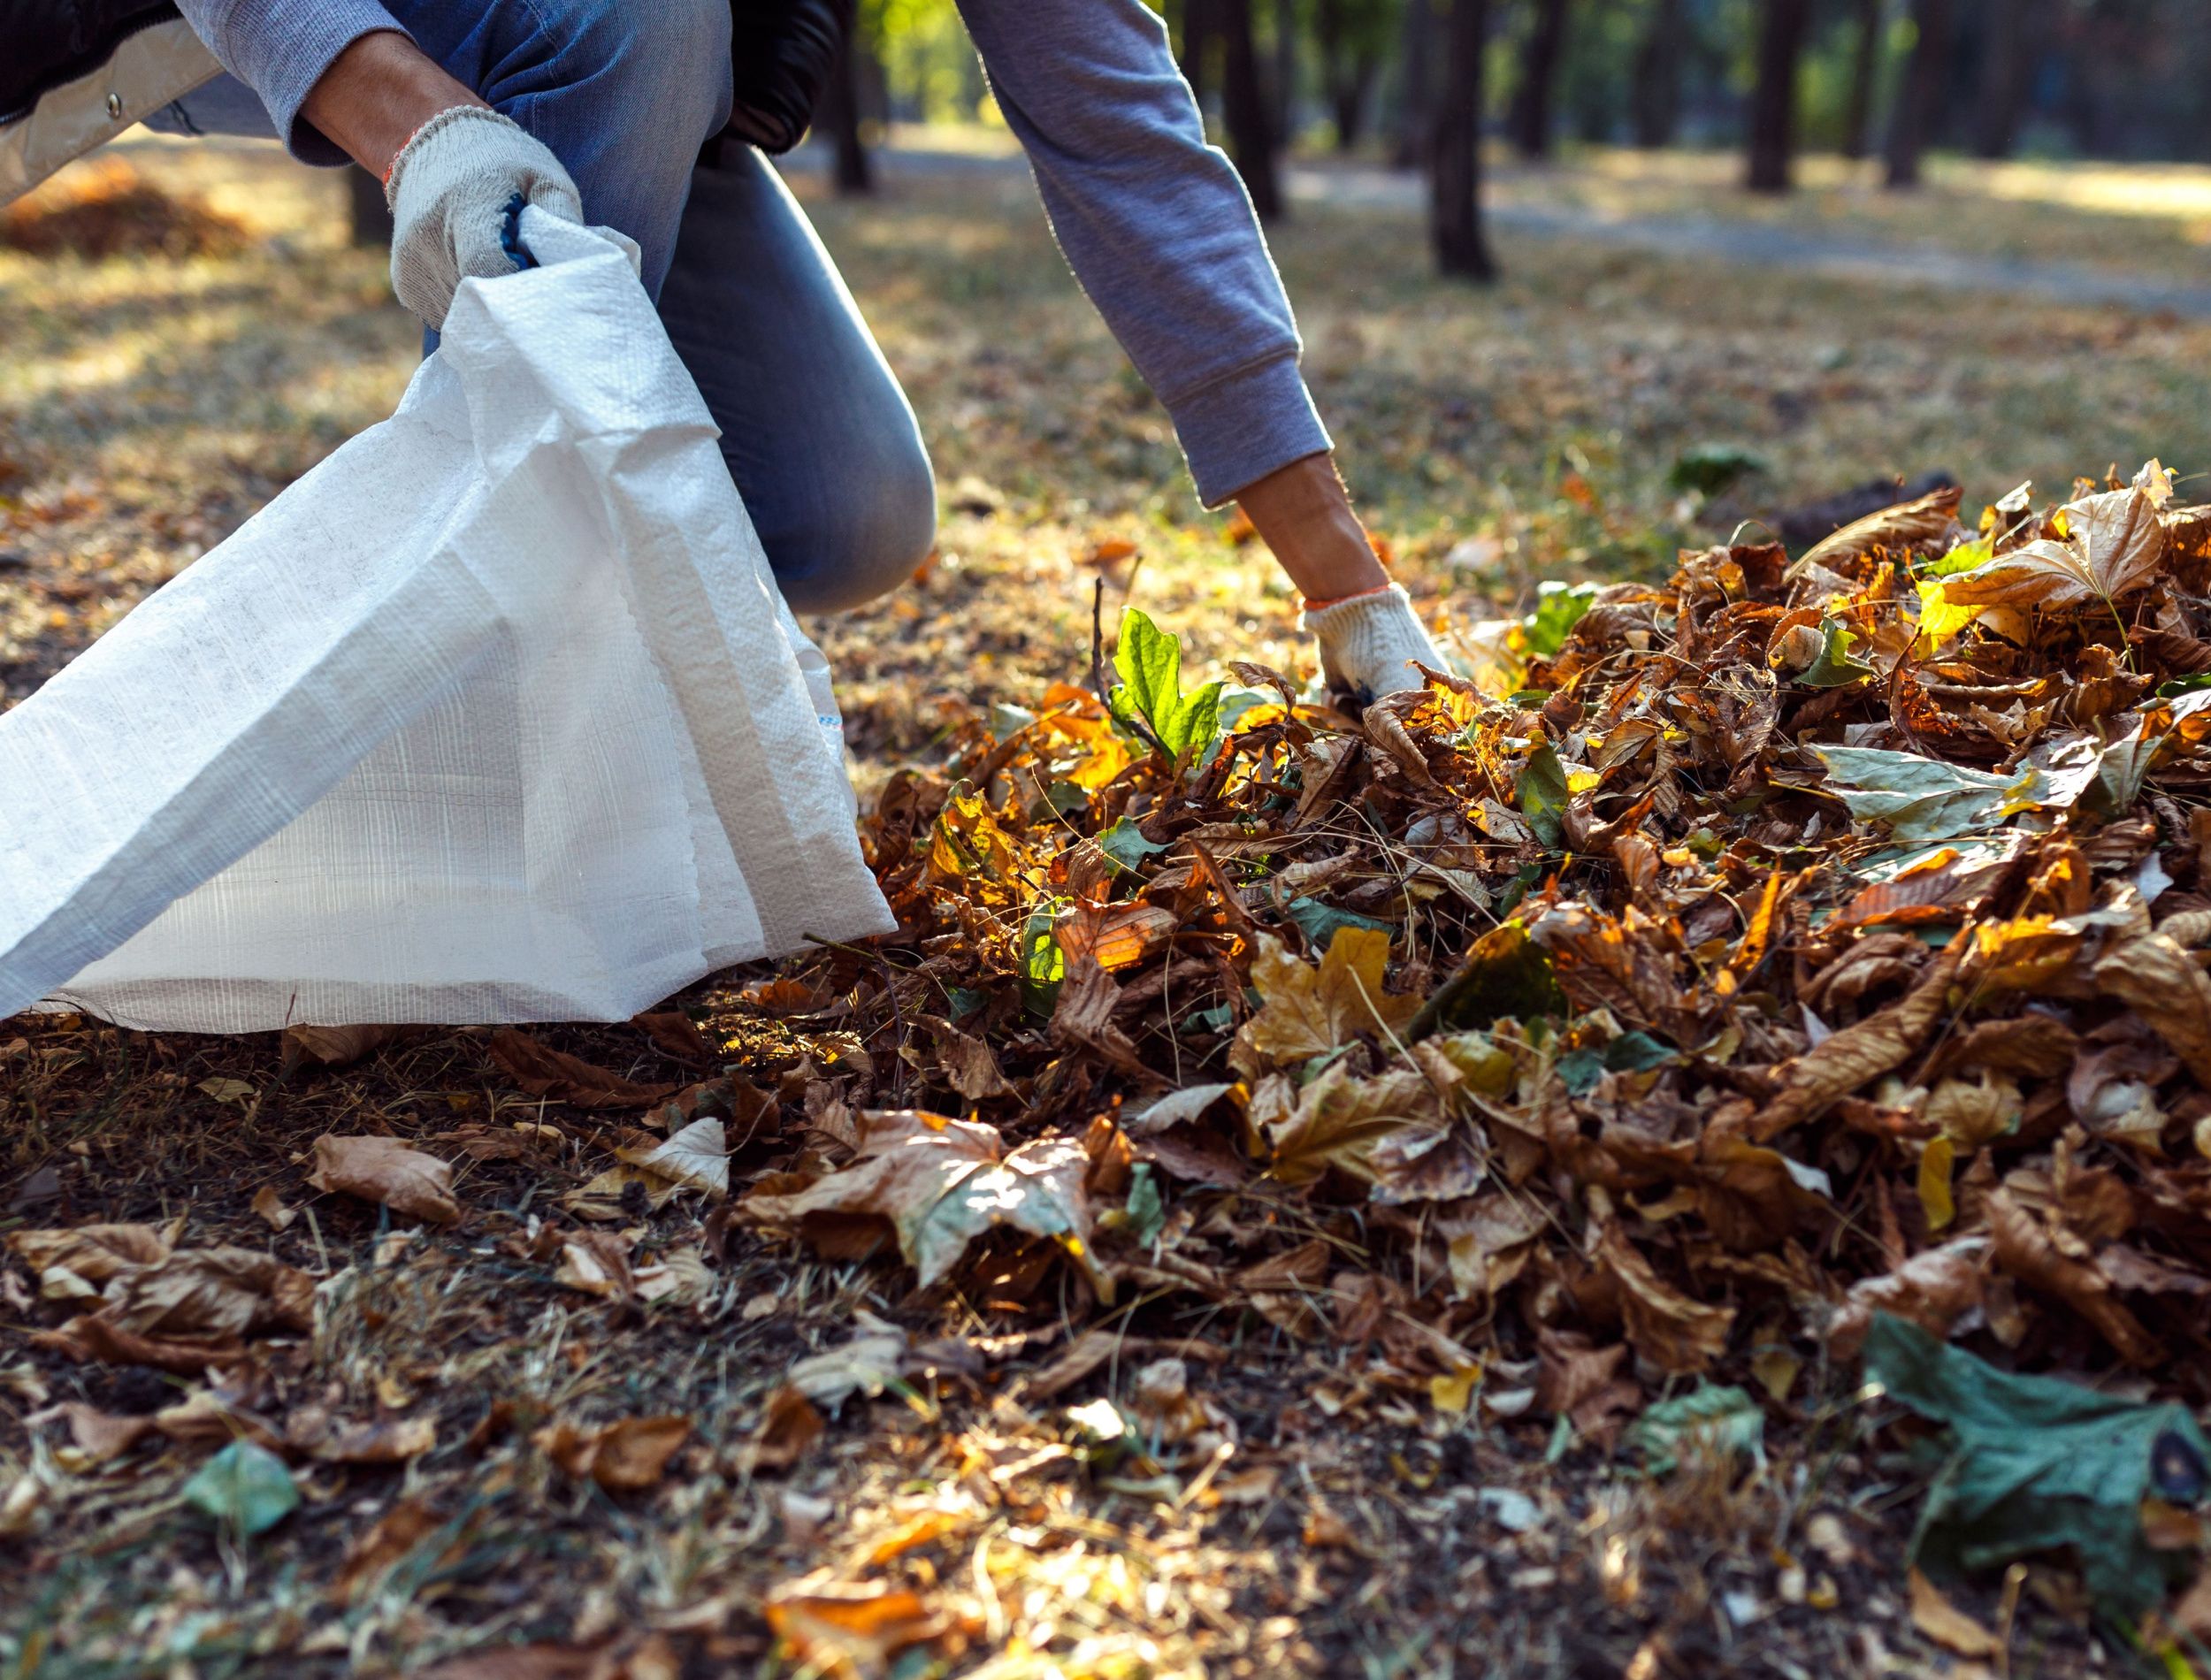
left=0, top=210, right=893, bottom=1032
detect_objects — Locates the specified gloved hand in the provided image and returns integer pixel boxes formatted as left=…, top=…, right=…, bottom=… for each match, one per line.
left=384, top=106, right=584, bottom=329
left=1301, top=584, right=1443, bottom=705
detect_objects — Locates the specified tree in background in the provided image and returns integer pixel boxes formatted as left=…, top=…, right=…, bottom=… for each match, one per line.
left=1745, top=0, right=1812, bottom=192
left=1221, top=0, right=1286, bottom=218
left=818, top=24, right=874, bottom=195
left=1432, top=0, right=1496, bottom=277
left=1176, top=0, right=1219, bottom=109
left=1390, top=0, right=1441, bottom=168
left=1508, top=0, right=1572, bottom=161
left=1272, top=0, right=1302, bottom=149
left=1316, top=0, right=1395, bottom=151
left=1838, top=0, right=1885, bottom=159
left=1629, top=0, right=1685, bottom=149
left=1974, top=0, right=2047, bottom=159
left=1884, top=0, right=1954, bottom=187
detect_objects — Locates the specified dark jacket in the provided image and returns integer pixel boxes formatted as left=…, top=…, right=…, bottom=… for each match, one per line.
left=0, top=0, right=180, bottom=126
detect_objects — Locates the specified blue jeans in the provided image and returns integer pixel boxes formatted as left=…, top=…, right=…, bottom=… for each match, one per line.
left=147, top=1, right=937, bottom=613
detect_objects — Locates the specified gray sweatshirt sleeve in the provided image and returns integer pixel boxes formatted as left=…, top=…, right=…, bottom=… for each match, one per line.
left=954, top=0, right=1331, bottom=506
left=175, top=0, right=410, bottom=165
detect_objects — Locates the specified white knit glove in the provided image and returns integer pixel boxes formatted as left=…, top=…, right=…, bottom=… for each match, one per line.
left=1300, top=584, right=1442, bottom=704
left=384, top=106, right=584, bottom=329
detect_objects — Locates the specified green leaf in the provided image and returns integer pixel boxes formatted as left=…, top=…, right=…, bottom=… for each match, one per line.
left=1626, top=1385, right=1765, bottom=1478
left=183, top=1440, right=299, bottom=1537
left=1556, top=1048, right=1604, bottom=1095
left=1111, top=609, right=1223, bottom=762
left=1925, top=535, right=1993, bottom=578
left=1410, top=920, right=1568, bottom=1037
left=1522, top=582, right=1597, bottom=659
left=1096, top=816, right=1169, bottom=876
left=1557, top=1030, right=1676, bottom=1095
left=1516, top=743, right=1571, bottom=850
left=1283, top=896, right=1396, bottom=948
left=1864, top=1314, right=2209, bottom=1618
left=2158, top=670, right=2211, bottom=698
left=1667, top=443, right=1769, bottom=496
left=1122, top=1164, right=1166, bottom=1247
left=1019, top=899, right=1067, bottom=1022
left=1812, top=745, right=2043, bottom=843
left=1797, top=617, right=1875, bottom=688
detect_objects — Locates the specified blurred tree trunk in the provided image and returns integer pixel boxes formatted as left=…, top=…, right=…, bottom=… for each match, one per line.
left=347, top=165, right=393, bottom=247
left=1745, top=0, right=1811, bottom=193
left=819, top=29, right=871, bottom=195
left=1272, top=0, right=1299, bottom=149
left=1508, top=0, right=1571, bottom=160
left=1629, top=0, right=1683, bottom=149
left=1181, top=0, right=1218, bottom=109
left=1885, top=0, right=1954, bottom=187
left=1973, top=0, right=2043, bottom=158
left=1391, top=0, right=1439, bottom=168
left=1432, top=0, right=1496, bottom=279
left=1317, top=0, right=1382, bottom=151
left=1839, top=0, right=1883, bottom=159
left=1221, top=0, right=1284, bottom=218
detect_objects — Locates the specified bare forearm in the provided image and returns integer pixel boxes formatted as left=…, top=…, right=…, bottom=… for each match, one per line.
left=1234, top=454, right=1390, bottom=603
left=299, top=30, right=486, bottom=179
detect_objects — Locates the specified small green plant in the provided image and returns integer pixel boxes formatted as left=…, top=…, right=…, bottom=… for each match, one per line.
left=1111, top=608, right=1222, bottom=763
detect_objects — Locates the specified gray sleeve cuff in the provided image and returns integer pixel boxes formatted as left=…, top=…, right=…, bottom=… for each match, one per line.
left=1164, top=352, right=1335, bottom=507
left=182, top=0, right=411, bottom=165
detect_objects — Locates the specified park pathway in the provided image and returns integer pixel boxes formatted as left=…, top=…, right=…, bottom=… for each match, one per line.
left=818, top=140, right=2211, bottom=321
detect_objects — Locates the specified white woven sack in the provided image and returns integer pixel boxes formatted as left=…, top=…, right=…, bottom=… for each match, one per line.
left=0, top=210, right=893, bottom=1031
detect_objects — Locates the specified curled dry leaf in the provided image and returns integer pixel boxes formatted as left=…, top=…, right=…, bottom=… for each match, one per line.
left=486, top=1028, right=679, bottom=1109
left=532, top=1415, right=691, bottom=1493
left=1596, top=1224, right=1735, bottom=1376
left=279, top=1021, right=418, bottom=1073
left=309, top=1134, right=462, bottom=1226
left=738, top=1110, right=1105, bottom=1296
left=764, top=1577, right=962, bottom=1678
left=7, top=1221, right=171, bottom=1284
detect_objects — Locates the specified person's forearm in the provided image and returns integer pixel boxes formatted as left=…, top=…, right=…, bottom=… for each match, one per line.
left=298, top=30, right=486, bottom=179
left=1235, top=454, right=1391, bottom=603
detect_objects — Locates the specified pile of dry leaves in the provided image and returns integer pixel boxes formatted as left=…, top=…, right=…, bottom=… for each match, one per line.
left=11, top=462, right=2211, bottom=1673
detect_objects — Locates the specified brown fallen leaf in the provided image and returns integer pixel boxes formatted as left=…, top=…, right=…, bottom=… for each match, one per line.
left=765, top=1577, right=962, bottom=1677
left=532, top=1415, right=690, bottom=1493
left=1753, top=937, right=1966, bottom=1139
left=920, top=1014, right=1012, bottom=1101
left=335, top=1497, right=451, bottom=1600
left=279, top=1022, right=419, bottom=1074
left=7, top=1221, right=172, bottom=1284
left=309, top=1134, right=462, bottom=1226
left=631, top=1009, right=715, bottom=1065
left=31, top=1314, right=249, bottom=1375
left=58, top=1402, right=160, bottom=1463
left=286, top=1407, right=436, bottom=1463
left=1943, top=485, right=2168, bottom=612
left=1235, top=928, right=1421, bottom=1069
left=1827, top=1236, right=1990, bottom=1359
left=1256, top=1060, right=1444, bottom=1186
left=1986, top=1188, right=2161, bottom=1367
left=486, top=1028, right=679, bottom=1109
left=730, top=1384, right=825, bottom=1475
left=1909, top=1568, right=2003, bottom=1660
left=1596, top=1223, right=1735, bottom=1375
left=101, top=1246, right=315, bottom=1340
left=738, top=1110, right=1105, bottom=1295
left=249, top=1186, right=295, bottom=1233
left=2093, top=933, right=2211, bottom=1086
left=1796, top=484, right=1963, bottom=574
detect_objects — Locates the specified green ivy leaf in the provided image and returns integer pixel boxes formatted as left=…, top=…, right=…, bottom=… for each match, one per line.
left=1019, top=899, right=1067, bottom=1021
left=1111, top=609, right=1223, bottom=762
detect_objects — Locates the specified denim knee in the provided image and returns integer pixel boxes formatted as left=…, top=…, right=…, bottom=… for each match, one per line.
left=534, top=0, right=733, bottom=152
left=762, top=431, right=938, bottom=615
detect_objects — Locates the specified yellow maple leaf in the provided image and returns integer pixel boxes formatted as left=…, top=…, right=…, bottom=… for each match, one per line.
left=1236, top=927, right=1422, bottom=1068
